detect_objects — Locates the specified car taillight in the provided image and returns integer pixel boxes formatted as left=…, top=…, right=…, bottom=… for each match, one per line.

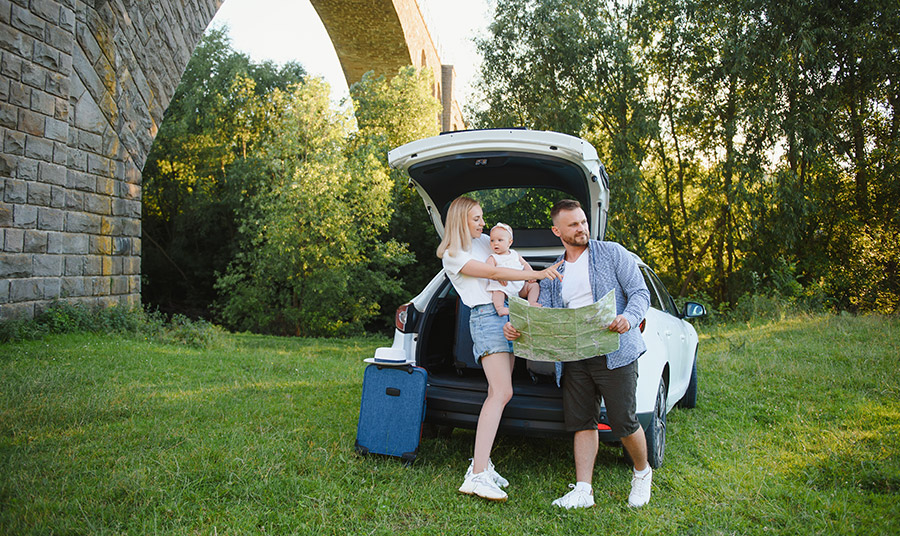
left=639, top=318, right=646, bottom=333
left=395, top=303, right=418, bottom=333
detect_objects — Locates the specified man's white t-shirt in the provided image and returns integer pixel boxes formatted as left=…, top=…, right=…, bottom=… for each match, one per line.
left=561, top=248, right=593, bottom=309
left=442, top=234, right=493, bottom=308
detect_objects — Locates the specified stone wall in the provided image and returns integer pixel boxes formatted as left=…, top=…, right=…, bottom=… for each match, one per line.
left=0, top=0, right=220, bottom=320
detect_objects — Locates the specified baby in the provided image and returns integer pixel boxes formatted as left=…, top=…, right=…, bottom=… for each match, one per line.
left=485, top=223, right=541, bottom=316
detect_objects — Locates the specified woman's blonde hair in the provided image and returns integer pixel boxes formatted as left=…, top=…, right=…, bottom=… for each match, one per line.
left=437, top=196, right=480, bottom=258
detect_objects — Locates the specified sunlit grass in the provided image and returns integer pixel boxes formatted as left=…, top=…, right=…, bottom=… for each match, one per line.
left=1, top=315, right=897, bottom=535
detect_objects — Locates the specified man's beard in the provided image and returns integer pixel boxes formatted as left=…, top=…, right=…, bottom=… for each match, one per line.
left=562, top=232, right=589, bottom=247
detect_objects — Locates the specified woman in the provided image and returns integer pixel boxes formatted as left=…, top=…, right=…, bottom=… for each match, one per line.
left=437, top=196, right=562, bottom=502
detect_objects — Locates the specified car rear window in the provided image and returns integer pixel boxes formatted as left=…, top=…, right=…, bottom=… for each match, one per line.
left=468, top=187, right=575, bottom=230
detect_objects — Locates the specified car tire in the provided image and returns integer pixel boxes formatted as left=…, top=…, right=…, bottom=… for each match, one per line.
left=677, top=351, right=698, bottom=409
left=645, top=376, right=667, bottom=469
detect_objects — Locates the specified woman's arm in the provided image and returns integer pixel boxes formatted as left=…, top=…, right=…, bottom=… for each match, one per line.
left=459, top=258, right=563, bottom=281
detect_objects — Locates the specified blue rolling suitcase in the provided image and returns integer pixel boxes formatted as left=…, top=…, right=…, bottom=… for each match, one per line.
left=355, top=364, right=428, bottom=464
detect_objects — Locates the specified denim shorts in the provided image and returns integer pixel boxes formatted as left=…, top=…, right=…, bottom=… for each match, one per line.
left=469, top=303, right=514, bottom=362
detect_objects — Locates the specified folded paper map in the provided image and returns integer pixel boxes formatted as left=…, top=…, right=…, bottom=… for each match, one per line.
left=508, top=290, right=620, bottom=362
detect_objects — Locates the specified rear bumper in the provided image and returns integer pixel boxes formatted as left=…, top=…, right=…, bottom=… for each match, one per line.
left=425, top=373, right=651, bottom=439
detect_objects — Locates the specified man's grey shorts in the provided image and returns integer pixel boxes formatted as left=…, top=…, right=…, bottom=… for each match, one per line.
left=562, top=355, right=640, bottom=438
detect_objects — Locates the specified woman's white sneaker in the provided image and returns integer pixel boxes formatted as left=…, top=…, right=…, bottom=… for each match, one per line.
left=464, top=459, right=509, bottom=488
left=459, top=470, right=508, bottom=501
left=552, top=484, right=595, bottom=509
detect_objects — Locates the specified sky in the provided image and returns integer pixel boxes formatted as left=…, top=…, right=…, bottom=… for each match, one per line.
left=208, top=0, right=492, bottom=104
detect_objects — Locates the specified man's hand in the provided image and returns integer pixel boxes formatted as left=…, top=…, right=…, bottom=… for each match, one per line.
left=608, top=314, right=631, bottom=334
left=503, top=321, right=521, bottom=341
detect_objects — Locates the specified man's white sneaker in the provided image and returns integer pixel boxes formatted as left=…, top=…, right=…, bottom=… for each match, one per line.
left=551, top=484, right=595, bottom=509
left=628, top=468, right=652, bottom=507
left=459, top=470, right=508, bottom=501
left=465, top=459, right=509, bottom=488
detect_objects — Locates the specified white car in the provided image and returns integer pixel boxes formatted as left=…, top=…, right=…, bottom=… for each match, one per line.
left=375, top=129, right=706, bottom=467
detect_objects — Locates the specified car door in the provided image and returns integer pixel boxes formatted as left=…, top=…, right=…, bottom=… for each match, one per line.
left=643, top=268, right=692, bottom=403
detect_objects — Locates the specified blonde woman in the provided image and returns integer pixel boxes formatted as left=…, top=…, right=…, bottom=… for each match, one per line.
left=438, top=196, right=562, bottom=502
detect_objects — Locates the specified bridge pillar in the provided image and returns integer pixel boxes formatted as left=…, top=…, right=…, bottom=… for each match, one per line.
left=0, top=0, right=220, bottom=319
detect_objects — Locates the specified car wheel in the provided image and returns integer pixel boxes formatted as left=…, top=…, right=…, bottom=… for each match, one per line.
left=677, top=351, right=698, bottom=409
left=645, top=376, right=667, bottom=469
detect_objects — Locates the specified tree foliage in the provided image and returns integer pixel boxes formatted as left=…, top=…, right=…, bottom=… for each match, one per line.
left=143, top=29, right=441, bottom=335
left=472, top=0, right=900, bottom=313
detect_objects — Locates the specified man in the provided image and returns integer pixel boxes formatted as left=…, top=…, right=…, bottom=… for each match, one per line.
left=503, top=199, right=652, bottom=508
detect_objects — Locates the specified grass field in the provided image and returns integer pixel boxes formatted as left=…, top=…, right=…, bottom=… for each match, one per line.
left=1, top=314, right=898, bottom=535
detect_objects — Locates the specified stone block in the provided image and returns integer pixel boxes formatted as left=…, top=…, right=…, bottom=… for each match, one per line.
left=12, top=203, right=36, bottom=227
left=30, top=88, right=56, bottom=116
left=0, top=20, right=33, bottom=58
left=83, top=254, right=100, bottom=275
left=24, top=229, right=48, bottom=253
left=101, top=255, right=112, bottom=275
left=111, top=275, right=128, bottom=295
left=66, top=147, right=86, bottom=171
left=4, top=227, right=23, bottom=250
left=29, top=0, right=60, bottom=25
left=66, top=169, right=94, bottom=191
left=37, top=206, right=63, bottom=230
left=27, top=180, right=51, bottom=205
left=90, top=234, right=110, bottom=255
left=3, top=128, right=25, bottom=154
left=4, top=178, right=27, bottom=202
left=45, top=116, right=67, bottom=142
left=95, top=176, right=113, bottom=195
left=41, top=277, right=60, bottom=299
left=65, top=189, right=83, bottom=209
left=91, top=275, right=109, bottom=296
left=64, top=255, right=81, bottom=276
left=39, top=161, right=66, bottom=185
left=33, top=253, right=62, bottom=276
left=48, top=231, right=87, bottom=254
left=0, top=252, right=30, bottom=277
left=50, top=184, right=65, bottom=208
left=0, top=202, right=11, bottom=225
left=25, top=134, right=53, bottom=161
left=61, top=276, right=86, bottom=297
left=52, top=141, right=66, bottom=164
left=45, top=69, right=67, bottom=97
left=16, top=156, right=36, bottom=180
left=54, top=96, right=68, bottom=120
left=128, top=274, right=140, bottom=294
left=65, top=210, right=100, bottom=233
left=0, top=278, right=9, bottom=304
left=47, top=24, right=74, bottom=58
left=0, top=102, right=17, bottom=128
left=113, top=236, right=130, bottom=256
left=0, top=153, right=15, bottom=178
left=18, top=108, right=44, bottom=136
left=0, top=302, right=35, bottom=321
left=10, top=278, right=41, bottom=302
left=8, top=80, right=30, bottom=107
left=84, top=192, right=110, bottom=214
left=21, top=61, right=47, bottom=90
left=86, top=153, right=110, bottom=177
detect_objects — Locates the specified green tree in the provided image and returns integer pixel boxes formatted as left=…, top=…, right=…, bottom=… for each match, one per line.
left=215, top=78, right=410, bottom=335
left=142, top=27, right=305, bottom=315
left=349, top=67, right=443, bottom=304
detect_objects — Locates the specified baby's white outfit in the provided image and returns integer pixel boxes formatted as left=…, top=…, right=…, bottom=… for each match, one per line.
left=485, top=250, right=525, bottom=297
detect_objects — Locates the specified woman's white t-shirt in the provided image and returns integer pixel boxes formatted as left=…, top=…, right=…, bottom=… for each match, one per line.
left=442, top=234, right=493, bottom=308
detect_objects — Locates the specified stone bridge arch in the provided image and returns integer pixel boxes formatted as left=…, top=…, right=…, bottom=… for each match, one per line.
left=0, top=0, right=466, bottom=320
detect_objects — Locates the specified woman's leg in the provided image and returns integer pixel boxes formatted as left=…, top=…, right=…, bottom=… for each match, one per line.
left=472, top=352, right=515, bottom=474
